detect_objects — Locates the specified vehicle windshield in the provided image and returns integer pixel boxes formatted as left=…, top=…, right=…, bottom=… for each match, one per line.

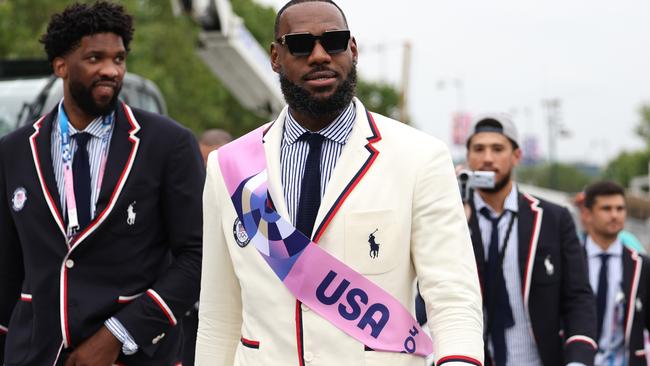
left=0, top=78, right=47, bottom=137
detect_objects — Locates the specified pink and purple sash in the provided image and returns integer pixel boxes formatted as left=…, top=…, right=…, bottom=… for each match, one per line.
left=217, top=124, right=433, bottom=357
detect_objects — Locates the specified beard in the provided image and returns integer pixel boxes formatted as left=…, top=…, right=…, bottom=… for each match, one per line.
left=279, top=64, right=357, bottom=119
left=479, top=169, right=512, bottom=194
left=69, top=78, right=121, bottom=117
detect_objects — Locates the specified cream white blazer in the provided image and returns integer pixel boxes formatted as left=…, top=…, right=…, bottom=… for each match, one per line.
left=196, top=99, right=484, bottom=366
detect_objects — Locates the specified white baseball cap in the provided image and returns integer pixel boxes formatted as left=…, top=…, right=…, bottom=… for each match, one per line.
left=466, top=113, right=519, bottom=148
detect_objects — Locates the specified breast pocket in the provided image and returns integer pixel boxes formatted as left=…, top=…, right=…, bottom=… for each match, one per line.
left=344, top=210, right=402, bottom=275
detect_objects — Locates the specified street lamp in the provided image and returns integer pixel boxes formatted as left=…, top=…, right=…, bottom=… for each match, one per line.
left=542, top=98, right=571, bottom=189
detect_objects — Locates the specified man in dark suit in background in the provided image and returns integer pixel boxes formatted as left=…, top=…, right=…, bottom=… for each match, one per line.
left=583, top=181, right=650, bottom=366
left=0, top=2, right=203, bottom=365
left=464, top=113, right=597, bottom=366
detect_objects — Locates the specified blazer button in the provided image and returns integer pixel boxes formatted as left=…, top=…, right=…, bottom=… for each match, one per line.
left=152, top=332, right=165, bottom=344
left=65, top=259, right=75, bottom=269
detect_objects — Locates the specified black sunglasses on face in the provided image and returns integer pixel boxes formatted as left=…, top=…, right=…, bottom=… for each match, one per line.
left=276, top=30, right=351, bottom=56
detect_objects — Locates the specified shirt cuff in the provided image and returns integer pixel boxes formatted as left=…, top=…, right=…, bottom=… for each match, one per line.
left=105, top=317, right=138, bottom=355
left=566, top=363, right=587, bottom=366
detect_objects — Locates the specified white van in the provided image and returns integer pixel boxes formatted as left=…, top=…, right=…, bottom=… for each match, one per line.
left=0, top=60, right=167, bottom=138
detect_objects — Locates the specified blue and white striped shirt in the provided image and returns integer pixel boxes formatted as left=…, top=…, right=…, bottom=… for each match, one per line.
left=586, top=237, right=625, bottom=366
left=281, top=103, right=356, bottom=225
left=51, top=111, right=115, bottom=224
left=474, top=185, right=543, bottom=366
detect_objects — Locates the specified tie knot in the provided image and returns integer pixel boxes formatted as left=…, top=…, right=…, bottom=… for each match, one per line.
left=599, top=253, right=611, bottom=264
left=479, top=207, right=504, bottom=224
left=301, top=132, right=325, bottom=149
left=73, top=132, right=91, bottom=148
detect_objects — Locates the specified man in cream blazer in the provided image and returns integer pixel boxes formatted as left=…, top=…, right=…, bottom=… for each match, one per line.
left=196, top=1, right=483, bottom=365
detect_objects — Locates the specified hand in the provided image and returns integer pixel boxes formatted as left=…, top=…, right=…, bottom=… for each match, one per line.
left=455, top=164, right=472, bottom=221
left=454, top=164, right=466, bottom=176
left=65, top=326, right=121, bottom=366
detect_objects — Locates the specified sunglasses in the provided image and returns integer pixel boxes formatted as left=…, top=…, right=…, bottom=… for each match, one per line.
left=276, top=30, right=351, bottom=56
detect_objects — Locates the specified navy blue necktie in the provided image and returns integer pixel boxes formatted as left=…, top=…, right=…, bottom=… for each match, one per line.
left=596, top=253, right=610, bottom=339
left=296, top=133, right=325, bottom=239
left=480, top=207, right=515, bottom=366
left=72, top=132, right=92, bottom=231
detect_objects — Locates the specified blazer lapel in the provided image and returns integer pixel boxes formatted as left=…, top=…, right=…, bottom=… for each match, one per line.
left=468, top=199, right=486, bottom=295
left=622, top=247, right=641, bottom=346
left=263, top=107, right=291, bottom=221
left=29, top=109, right=66, bottom=239
left=517, top=192, right=543, bottom=310
left=517, top=193, right=534, bottom=291
left=312, top=98, right=381, bottom=242
left=73, top=103, right=141, bottom=247
left=468, top=200, right=485, bottom=263
left=95, top=103, right=136, bottom=213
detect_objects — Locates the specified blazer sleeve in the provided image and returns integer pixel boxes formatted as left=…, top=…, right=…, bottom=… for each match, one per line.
left=0, top=139, right=24, bottom=362
left=558, top=206, right=598, bottom=364
left=410, top=140, right=484, bottom=366
left=113, top=126, right=204, bottom=355
left=195, top=151, right=242, bottom=365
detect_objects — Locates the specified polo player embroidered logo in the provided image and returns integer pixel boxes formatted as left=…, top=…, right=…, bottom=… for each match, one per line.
left=616, top=291, right=625, bottom=304
left=233, top=217, right=250, bottom=247
left=127, top=201, right=136, bottom=225
left=12, top=187, right=27, bottom=212
left=368, top=229, right=380, bottom=258
left=544, top=255, right=554, bottom=276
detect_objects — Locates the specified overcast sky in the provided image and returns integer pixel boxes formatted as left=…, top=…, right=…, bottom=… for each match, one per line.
left=256, top=0, right=650, bottom=165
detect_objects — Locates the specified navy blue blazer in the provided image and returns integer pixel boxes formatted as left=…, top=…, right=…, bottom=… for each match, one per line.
left=468, top=191, right=597, bottom=366
left=0, top=103, right=204, bottom=365
left=584, top=245, right=650, bottom=366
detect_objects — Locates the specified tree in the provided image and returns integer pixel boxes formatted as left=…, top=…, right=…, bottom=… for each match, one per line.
left=0, top=0, right=401, bottom=136
left=356, top=80, right=402, bottom=121
left=603, top=149, right=650, bottom=188
left=603, top=103, right=650, bottom=187
left=634, top=104, right=650, bottom=147
left=517, top=163, right=596, bottom=192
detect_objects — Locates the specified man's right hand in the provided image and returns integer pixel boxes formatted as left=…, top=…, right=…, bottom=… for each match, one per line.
left=455, top=164, right=472, bottom=222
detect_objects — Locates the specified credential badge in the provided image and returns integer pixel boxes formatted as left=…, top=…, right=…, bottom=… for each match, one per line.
left=233, top=217, right=250, bottom=247
left=12, top=187, right=27, bottom=212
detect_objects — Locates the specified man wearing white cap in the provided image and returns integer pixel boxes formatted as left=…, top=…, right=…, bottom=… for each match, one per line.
left=463, top=114, right=597, bottom=366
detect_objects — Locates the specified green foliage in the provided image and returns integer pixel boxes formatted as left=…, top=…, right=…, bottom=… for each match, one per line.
left=0, top=0, right=401, bottom=137
left=603, top=149, right=650, bottom=188
left=120, top=0, right=262, bottom=136
left=231, top=0, right=276, bottom=49
left=603, top=103, right=650, bottom=187
left=517, top=163, right=596, bottom=192
left=356, top=79, right=402, bottom=121
left=635, top=104, right=650, bottom=147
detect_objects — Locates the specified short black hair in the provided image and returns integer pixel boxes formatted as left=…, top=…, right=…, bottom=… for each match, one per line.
left=40, top=1, right=134, bottom=62
left=584, top=180, right=625, bottom=209
left=274, top=0, right=348, bottom=39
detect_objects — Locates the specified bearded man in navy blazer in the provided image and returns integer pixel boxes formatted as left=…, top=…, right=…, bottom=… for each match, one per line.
left=0, top=2, right=204, bottom=365
left=463, top=114, right=597, bottom=366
